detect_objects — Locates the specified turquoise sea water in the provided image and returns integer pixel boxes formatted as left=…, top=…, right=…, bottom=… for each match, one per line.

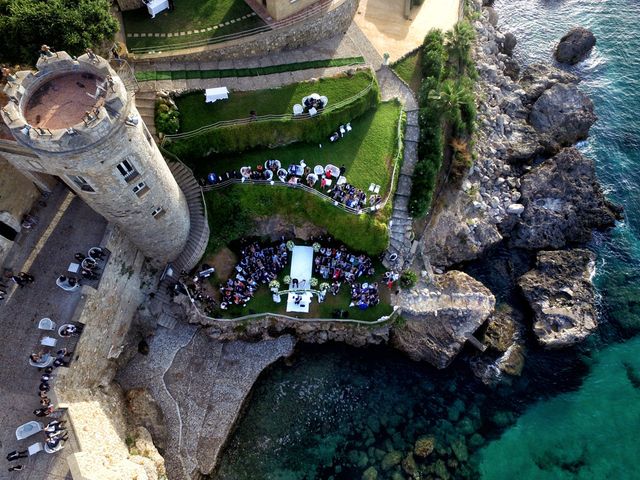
left=214, top=1, right=640, bottom=478
left=477, top=0, right=640, bottom=477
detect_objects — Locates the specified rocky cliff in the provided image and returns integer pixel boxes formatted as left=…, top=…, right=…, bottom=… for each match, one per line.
left=422, top=4, right=617, bottom=269
left=391, top=271, right=496, bottom=368
left=519, top=249, right=598, bottom=347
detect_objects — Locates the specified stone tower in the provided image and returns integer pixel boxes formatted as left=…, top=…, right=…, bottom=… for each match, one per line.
left=1, top=51, right=190, bottom=264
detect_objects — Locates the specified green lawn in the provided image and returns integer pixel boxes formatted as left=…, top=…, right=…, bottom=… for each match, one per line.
left=209, top=244, right=393, bottom=322
left=135, top=57, right=366, bottom=82
left=122, top=0, right=263, bottom=53
left=194, top=101, right=402, bottom=195
left=176, top=70, right=374, bottom=132
left=392, top=49, right=423, bottom=94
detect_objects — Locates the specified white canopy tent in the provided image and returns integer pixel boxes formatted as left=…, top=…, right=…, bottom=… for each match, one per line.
left=146, top=0, right=169, bottom=18
left=205, top=87, right=229, bottom=103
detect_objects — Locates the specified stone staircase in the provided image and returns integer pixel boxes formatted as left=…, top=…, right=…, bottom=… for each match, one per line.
left=135, top=90, right=158, bottom=138
left=154, top=160, right=210, bottom=329
left=385, top=109, right=419, bottom=270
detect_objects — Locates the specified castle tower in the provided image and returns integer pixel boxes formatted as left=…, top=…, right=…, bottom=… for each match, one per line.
left=1, top=51, right=190, bottom=264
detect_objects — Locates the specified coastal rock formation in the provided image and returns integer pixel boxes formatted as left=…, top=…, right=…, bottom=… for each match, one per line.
left=519, top=249, right=598, bottom=347
left=391, top=271, right=495, bottom=368
left=554, top=27, right=597, bottom=65
left=529, top=83, right=597, bottom=151
left=512, top=147, right=620, bottom=249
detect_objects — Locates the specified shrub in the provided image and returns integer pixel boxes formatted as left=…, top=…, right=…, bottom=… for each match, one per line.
left=155, top=98, right=180, bottom=135
left=400, top=270, right=418, bottom=289
left=422, top=30, right=446, bottom=80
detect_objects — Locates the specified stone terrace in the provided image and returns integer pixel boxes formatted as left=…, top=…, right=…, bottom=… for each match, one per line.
left=0, top=186, right=107, bottom=479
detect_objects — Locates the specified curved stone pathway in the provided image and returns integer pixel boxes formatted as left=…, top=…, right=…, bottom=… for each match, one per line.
left=117, top=324, right=296, bottom=480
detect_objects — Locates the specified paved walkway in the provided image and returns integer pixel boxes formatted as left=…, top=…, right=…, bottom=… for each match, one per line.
left=354, top=0, right=461, bottom=61
left=0, top=185, right=108, bottom=479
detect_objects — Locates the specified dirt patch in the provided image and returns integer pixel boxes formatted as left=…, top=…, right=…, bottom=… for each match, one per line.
left=206, top=247, right=237, bottom=282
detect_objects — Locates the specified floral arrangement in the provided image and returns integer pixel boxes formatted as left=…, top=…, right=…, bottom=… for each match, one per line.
left=286, top=240, right=295, bottom=251
left=312, top=242, right=321, bottom=252
left=284, top=275, right=291, bottom=285
left=269, top=280, right=280, bottom=290
left=310, top=277, right=319, bottom=287
left=319, top=282, right=330, bottom=292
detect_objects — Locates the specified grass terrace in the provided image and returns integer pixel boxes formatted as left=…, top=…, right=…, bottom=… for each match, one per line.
left=134, top=57, right=366, bottom=82
left=200, top=101, right=403, bottom=255
left=122, top=0, right=264, bottom=53
left=204, top=243, right=393, bottom=322
left=392, top=49, right=423, bottom=94
left=194, top=101, right=401, bottom=192
left=175, top=70, right=374, bottom=132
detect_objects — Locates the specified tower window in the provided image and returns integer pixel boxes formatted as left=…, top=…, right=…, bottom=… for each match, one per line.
left=151, top=207, right=165, bottom=219
left=68, top=175, right=95, bottom=193
left=132, top=181, right=149, bottom=197
left=116, top=158, right=139, bottom=182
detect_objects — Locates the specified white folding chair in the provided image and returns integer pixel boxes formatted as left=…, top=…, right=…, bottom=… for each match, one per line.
left=368, top=183, right=375, bottom=192
left=38, top=318, right=56, bottom=331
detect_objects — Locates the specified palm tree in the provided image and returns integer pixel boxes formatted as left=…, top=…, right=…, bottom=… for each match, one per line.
left=445, top=21, right=475, bottom=74
left=428, top=80, right=473, bottom=133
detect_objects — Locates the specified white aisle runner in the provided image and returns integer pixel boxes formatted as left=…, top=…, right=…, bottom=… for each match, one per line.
left=286, top=246, right=314, bottom=313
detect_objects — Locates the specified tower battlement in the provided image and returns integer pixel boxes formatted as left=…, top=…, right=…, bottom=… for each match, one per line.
left=2, top=52, right=132, bottom=155
left=0, top=51, right=191, bottom=264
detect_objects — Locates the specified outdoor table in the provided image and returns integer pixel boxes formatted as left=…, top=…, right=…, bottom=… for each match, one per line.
left=146, top=0, right=169, bottom=18
left=41, top=336, right=57, bottom=347
left=324, top=178, right=333, bottom=186
left=68, top=262, right=80, bottom=274
left=16, top=421, right=43, bottom=440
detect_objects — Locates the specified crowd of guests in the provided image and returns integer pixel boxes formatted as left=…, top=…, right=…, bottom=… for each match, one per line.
left=314, top=243, right=375, bottom=286
left=350, top=282, right=380, bottom=310
left=326, top=183, right=369, bottom=210
left=219, top=241, right=288, bottom=309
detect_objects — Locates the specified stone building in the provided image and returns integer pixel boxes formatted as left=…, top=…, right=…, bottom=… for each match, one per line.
left=1, top=52, right=191, bottom=264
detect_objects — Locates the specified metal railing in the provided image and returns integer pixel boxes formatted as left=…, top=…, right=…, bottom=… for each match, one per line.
left=129, top=0, right=349, bottom=54
left=183, top=281, right=402, bottom=325
left=160, top=78, right=375, bottom=144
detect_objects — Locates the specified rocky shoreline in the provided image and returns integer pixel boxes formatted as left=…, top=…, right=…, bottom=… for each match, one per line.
left=117, top=2, right=622, bottom=478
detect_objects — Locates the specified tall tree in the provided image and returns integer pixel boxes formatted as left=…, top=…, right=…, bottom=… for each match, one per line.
left=0, top=0, right=118, bottom=65
left=444, top=21, right=475, bottom=75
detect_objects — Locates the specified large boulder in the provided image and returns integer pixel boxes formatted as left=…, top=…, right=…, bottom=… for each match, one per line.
left=501, top=32, right=517, bottom=56
left=518, top=63, right=579, bottom=106
left=391, top=271, right=495, bottom=368
left=519, top=249, right=598, bottom=347
left=529, top=83, right=597, bottom=150
left=512, top=148, right=621, bottom=249
left=554, top=27, right=596, bottom=65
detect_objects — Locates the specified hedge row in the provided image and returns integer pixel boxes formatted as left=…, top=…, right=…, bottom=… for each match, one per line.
left=409, top=30, right=447, bottom=217
left=164, top=79, right=380, bottom=158
left=135, top=57, right=365, bottom=82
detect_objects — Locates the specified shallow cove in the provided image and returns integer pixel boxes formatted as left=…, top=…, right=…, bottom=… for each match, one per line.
left=212, top=341, right=592, bottom=479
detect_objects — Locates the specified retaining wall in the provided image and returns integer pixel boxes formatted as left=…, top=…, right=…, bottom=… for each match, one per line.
left=131, top=0, right=358, bottom=62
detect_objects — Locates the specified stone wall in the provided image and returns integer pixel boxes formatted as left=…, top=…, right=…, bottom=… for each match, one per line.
left=131, top=0, right=358, bottom=62
left=266, top=0, right=320, bottom=20
left=0, top=157, right=40, bottom=266
left=54, top=224, right=166, bottom=480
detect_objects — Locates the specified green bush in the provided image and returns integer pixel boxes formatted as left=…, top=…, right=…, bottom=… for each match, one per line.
left=400, top=270, right=418, bottom=289
left=0, top=0, right=118, bottom=64
left=165, top=82, right=379, bottom=157
left=421, top=30, right=446, bottom=80
left=155, top=98, right=180, bottom=135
